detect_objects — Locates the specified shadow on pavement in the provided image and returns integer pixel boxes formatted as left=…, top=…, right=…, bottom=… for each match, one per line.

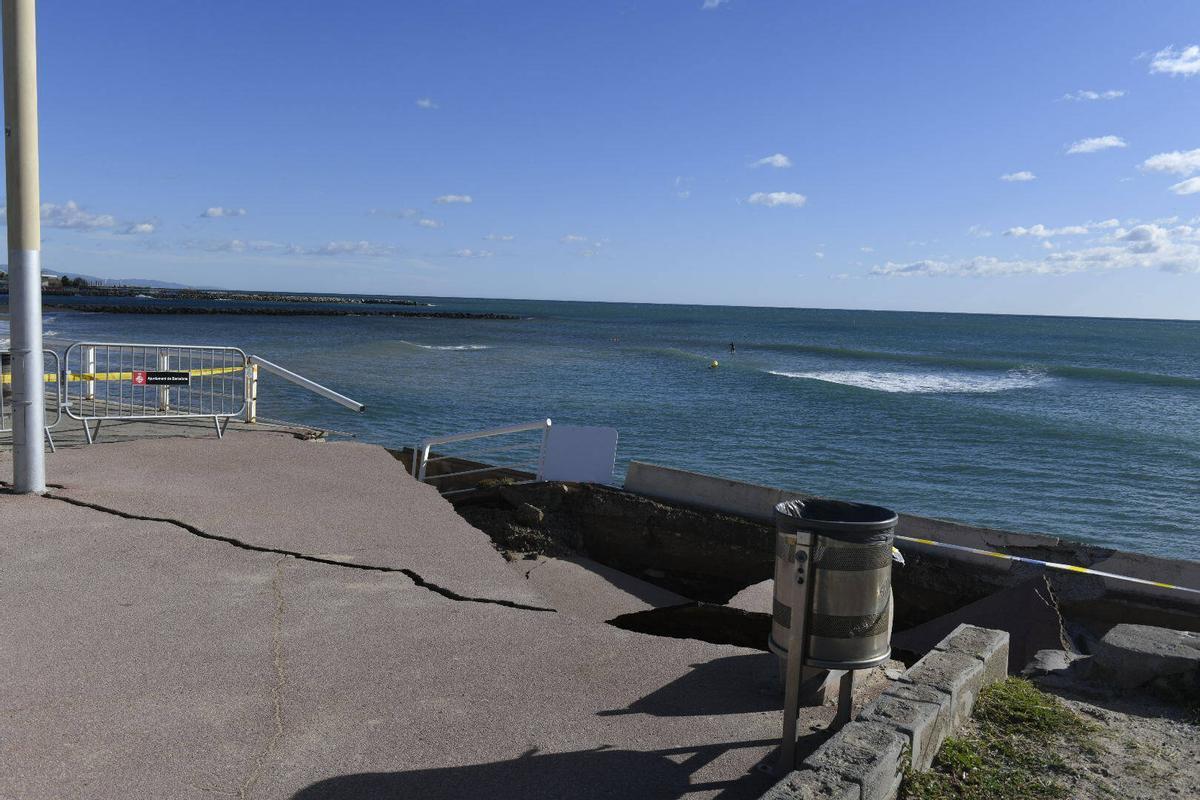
left=597, top=653, right=780, bottom=717
left=290, top=739, right=779, bottom=800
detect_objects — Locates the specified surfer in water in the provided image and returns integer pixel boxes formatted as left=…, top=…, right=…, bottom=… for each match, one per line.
left=729, top=342, right=736, bottom=353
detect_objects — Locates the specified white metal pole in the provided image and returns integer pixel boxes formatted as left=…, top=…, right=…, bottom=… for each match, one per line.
left=3, top=0, right=45, bottom=493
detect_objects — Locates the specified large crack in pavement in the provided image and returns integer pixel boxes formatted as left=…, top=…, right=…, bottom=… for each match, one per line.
left=39, top=492, right=557, bottom=613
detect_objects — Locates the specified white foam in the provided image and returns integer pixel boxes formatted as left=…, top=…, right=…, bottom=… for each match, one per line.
left=399, top=340, right=491, bottom=351
left=768, top=369, right=1048, bottom=394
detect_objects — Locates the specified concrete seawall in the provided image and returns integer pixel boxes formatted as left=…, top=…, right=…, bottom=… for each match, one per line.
left=624, top=461, right=1200, bottom=632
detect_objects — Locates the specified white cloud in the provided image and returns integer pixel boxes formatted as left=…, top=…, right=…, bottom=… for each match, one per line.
left=416, top=218, right=442, bottom=228
left=558, top=235, right=609, bottom=256
left=434, top=194, right=472, bottom=204
left=1000, top=171, right=1037, bottom=182
left=298, top=240, right=396, bottom=257
left=484, top=233, right=515, bottom=241
left=702, top=0, right=729, bottom=8
left=416, top=97, right=438, bottom=109
left=201, top=206, right=247, bottom=218
left=1005, top=219, right=1119, bottom=238
left=860, top=246, right=874, bottom=253
left=1006, top=224, right=1085, bottom=238
left=1141, top=149, right=1200, bottom=176
left=1170, top=177, right=1200, bottom=195
left=872, top=222, right=1200, bottom=277
left=751, top=153, right=793, bottom=169
left=1062, top=89, right=1125, bottom=101
left=40, top=201, right=116, bottom=230
left=968, top=225, right=993, bottom=238
left=181, top=238, right=287, bottom=255
left=813, top=251, right=825, bottom=259
left=674, top=176, right=693, bottom=198
left=1067, top=136, right=1126, bottom=154
left=1149, top=45, right=1200, bottom=77
left=4, top=200, right=156, bottom=235
left=120, top=221, right=157, bottom=235
left=748, top=191, right=807, bottom=208
left=449, top=248, right=492, bottom=258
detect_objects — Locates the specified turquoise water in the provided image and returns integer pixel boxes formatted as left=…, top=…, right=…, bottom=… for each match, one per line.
left=18, top=297, right=1200, bottom=560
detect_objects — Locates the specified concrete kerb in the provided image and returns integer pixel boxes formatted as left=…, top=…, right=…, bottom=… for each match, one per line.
left=801, top=721, right=907, bottom=800
left=761, top=624, right=1009, bottom=800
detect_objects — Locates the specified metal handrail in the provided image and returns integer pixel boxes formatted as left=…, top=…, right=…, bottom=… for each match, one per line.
left=247, top=355, right=366, bottom=413
left=413, top=419, right=552, bottom=485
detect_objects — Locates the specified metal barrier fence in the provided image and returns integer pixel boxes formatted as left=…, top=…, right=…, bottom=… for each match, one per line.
left=413, top=419, right=552, bottom=494
left=0, top=349, right=61, bottom=451
left=63, top=342, right=247, bottom=443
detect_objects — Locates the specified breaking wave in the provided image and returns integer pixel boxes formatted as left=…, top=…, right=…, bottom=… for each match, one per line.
left=398, top=340, right=491, bottom=351
left=749, top=341, right=1200, bottom=389
left=768, top=368, right=1051, bottom=394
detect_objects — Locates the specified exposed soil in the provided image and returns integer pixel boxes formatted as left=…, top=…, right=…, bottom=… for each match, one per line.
left=1050, top=689, right=1200, bottom=799
left=452, top=481, right=774, bottom=603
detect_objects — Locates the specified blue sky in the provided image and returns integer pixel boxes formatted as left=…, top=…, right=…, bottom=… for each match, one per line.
left=16, top=1, right=1200, bottom=318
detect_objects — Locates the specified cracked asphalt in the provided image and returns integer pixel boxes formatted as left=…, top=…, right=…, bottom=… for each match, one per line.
left=1, top=426, right=790, bottom=799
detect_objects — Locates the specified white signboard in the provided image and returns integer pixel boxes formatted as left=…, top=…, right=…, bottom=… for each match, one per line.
left=540, top=424, right=619, bottom=484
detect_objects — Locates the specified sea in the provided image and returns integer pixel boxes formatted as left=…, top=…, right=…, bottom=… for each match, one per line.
left=6, top=294, right=1200, bottom=561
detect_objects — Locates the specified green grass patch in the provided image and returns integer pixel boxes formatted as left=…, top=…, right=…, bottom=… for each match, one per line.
left=899, top=677, right=1095, bottom=800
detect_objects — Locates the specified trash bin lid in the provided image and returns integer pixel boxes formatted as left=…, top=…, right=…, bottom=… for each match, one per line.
left=774, top=498, right=897, bottom=540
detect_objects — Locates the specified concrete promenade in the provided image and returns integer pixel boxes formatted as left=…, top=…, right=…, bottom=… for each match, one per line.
left=1, top=420, right=803, bottom=799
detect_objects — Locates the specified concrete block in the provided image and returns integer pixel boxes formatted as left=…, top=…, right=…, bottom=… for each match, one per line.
left=933, top=624, right=1010, bottom=686
left=1091, top=623, right=1200, bottom=700
left=857, top=692, right=946, bottom=771
left=900, top=649, right=985, bottom=729
left=802, top=721, right=906, bottom=800
left=760, top=768, right=862, bottom=800
left=882, top=680, right=950, bottom=709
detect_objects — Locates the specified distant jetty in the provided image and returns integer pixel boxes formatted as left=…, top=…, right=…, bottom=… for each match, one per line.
left=42, top=286, right=430, bottom=306
left=43, top=303, right=520, bottom=320
left=38, top=286, right=521, bottom=320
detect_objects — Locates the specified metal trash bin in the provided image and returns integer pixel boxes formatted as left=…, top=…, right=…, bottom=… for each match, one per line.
left=770, top=498, right=897, bottom=671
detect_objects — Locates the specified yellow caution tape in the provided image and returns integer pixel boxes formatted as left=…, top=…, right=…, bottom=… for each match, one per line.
left=1, top=365, right=245, bottom=385
left=894, top=534, right=1200, bottom=594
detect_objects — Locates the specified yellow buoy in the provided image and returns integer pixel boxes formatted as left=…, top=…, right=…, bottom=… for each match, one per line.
left=709, top=360, right=719, bottom=369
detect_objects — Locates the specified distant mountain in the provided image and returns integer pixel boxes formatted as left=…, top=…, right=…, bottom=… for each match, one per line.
left=39, top=270, right=220, bottom=290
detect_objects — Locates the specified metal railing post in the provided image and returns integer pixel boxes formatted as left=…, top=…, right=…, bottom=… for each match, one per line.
left=83, top=344, right=95, bottom=400
left=536, top=418, right=552, bottom=480
left=157, top=348, right=170, bottom=411
left=779, top=531, right=814, bottom=773
left=244, top=362, right=258, bottom=423
left=418, top=444, right=432, bottom=482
